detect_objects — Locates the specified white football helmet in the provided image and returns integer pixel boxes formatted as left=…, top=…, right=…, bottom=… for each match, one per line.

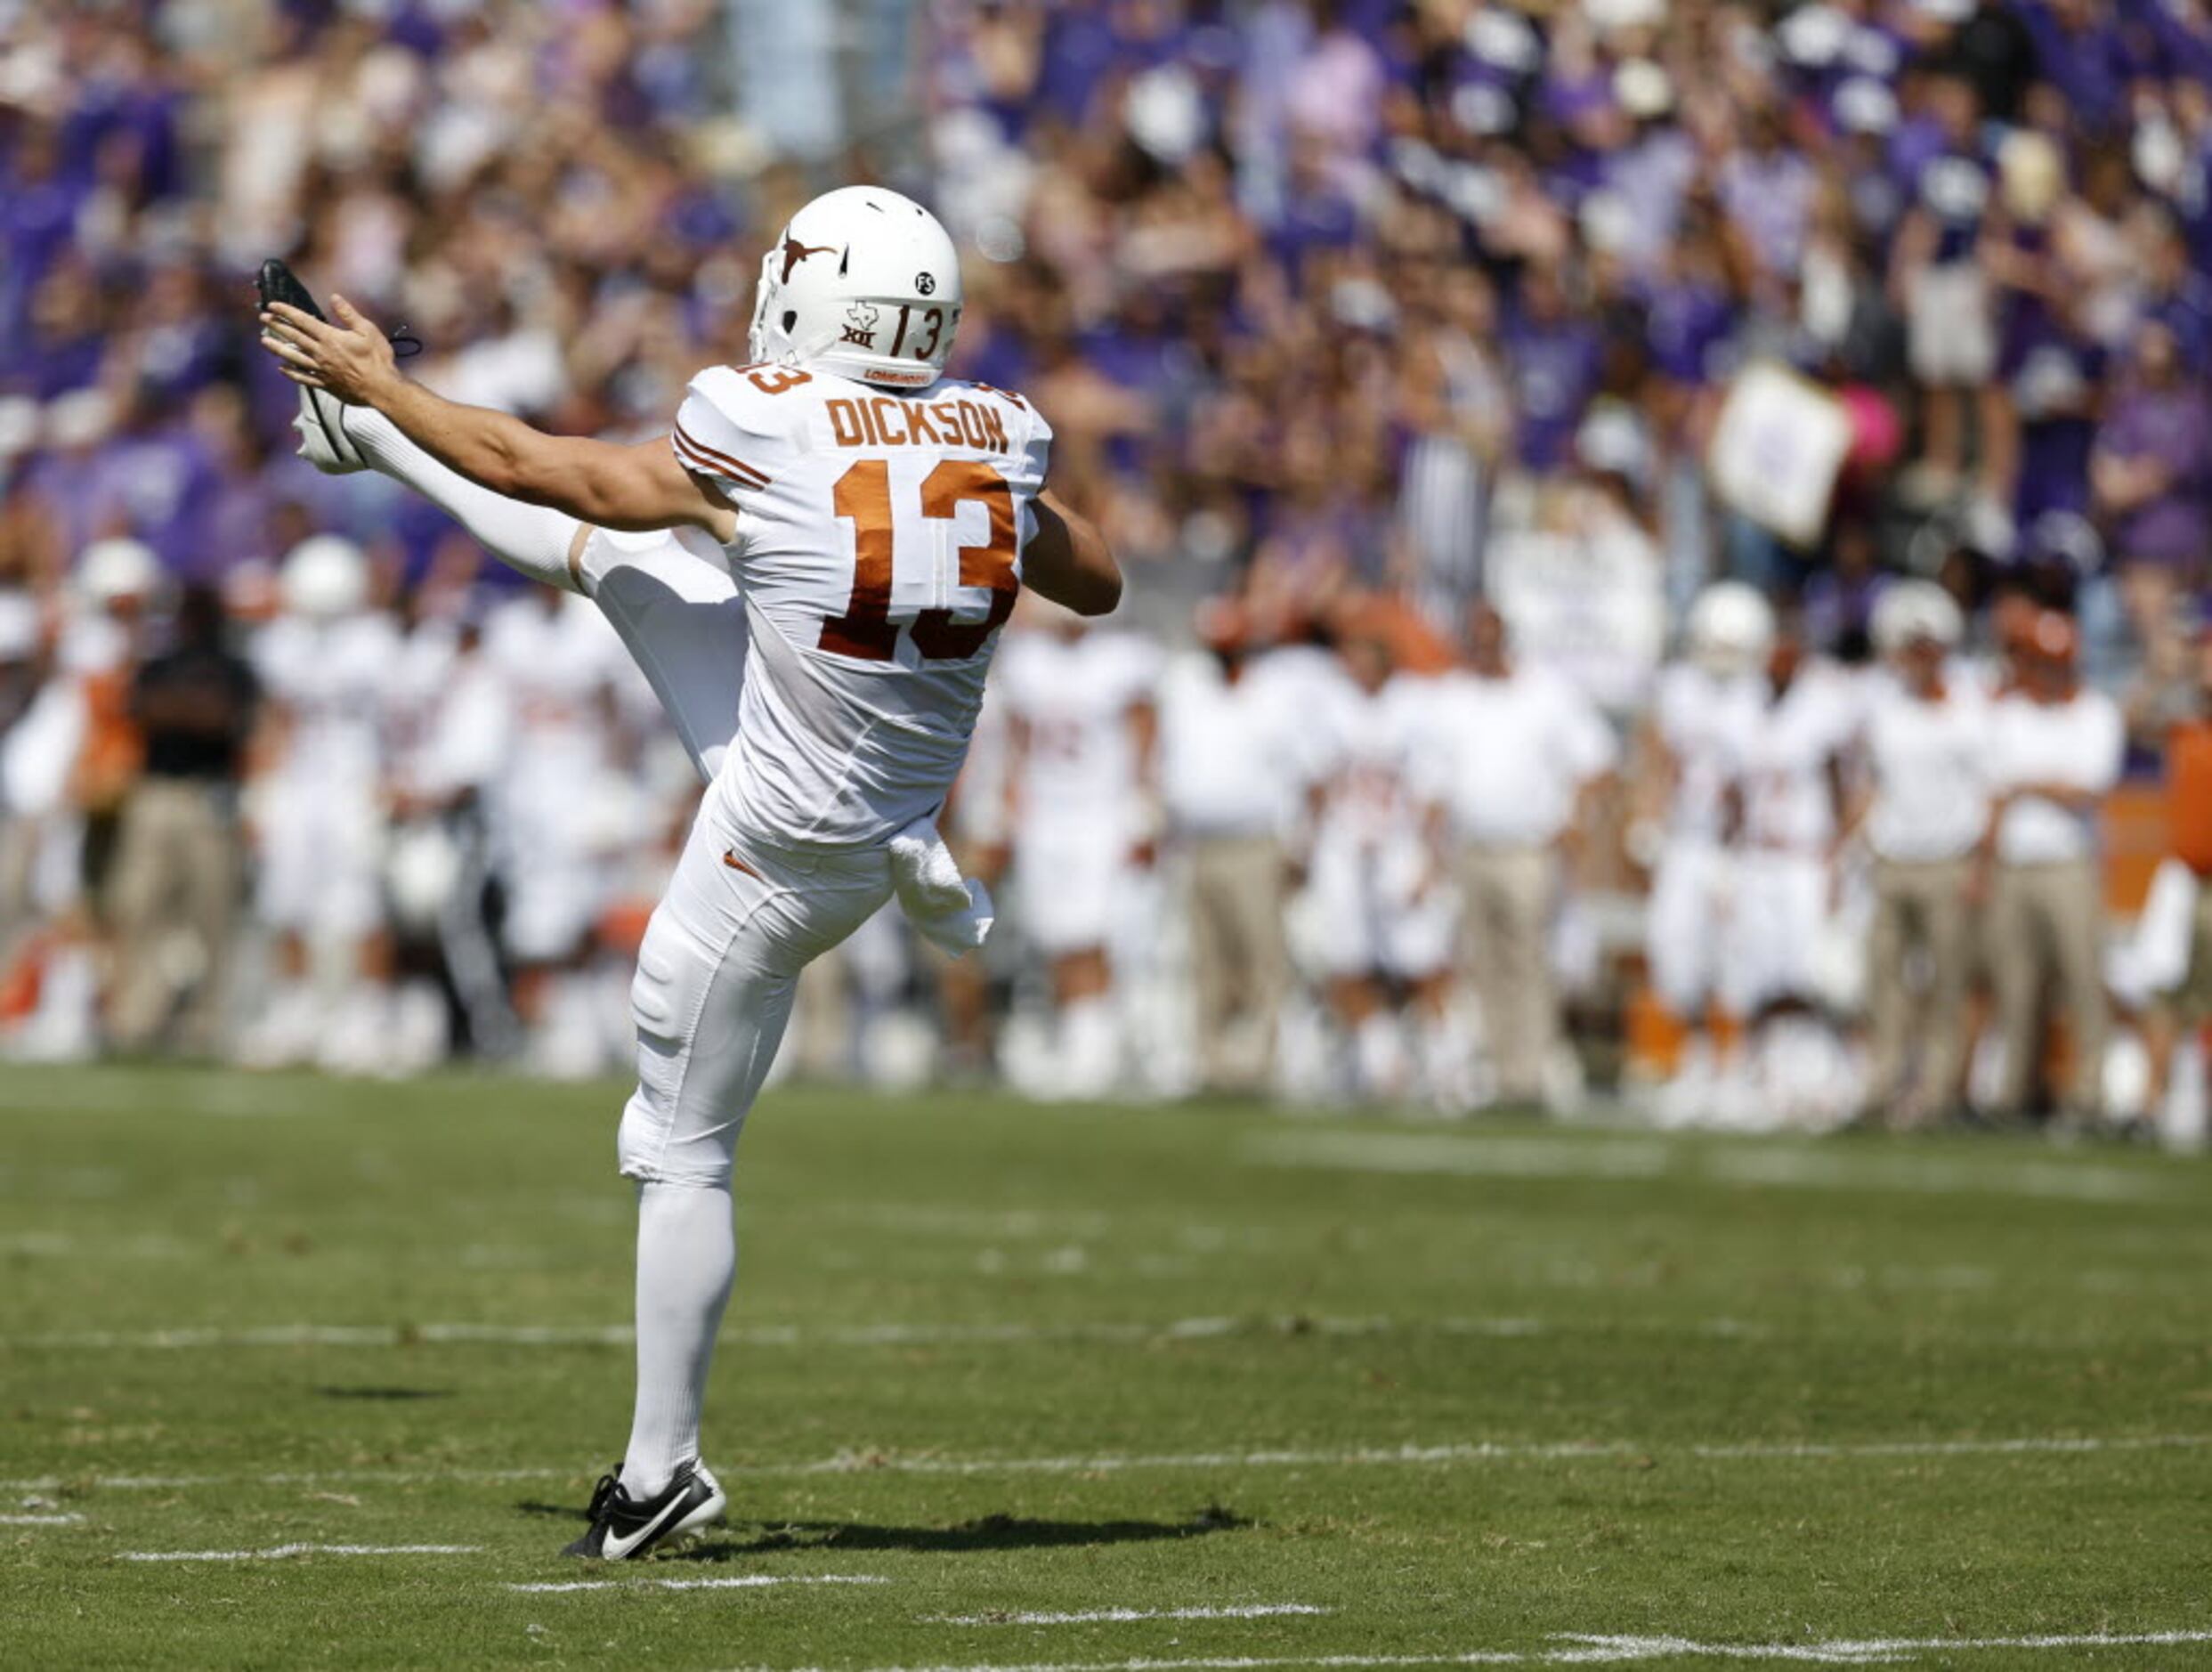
left=1869, top=580, right=1964, bottom=655
left=75, top=537, right=160, bottom=606
left=280, top=534, right=369, bottom=621
left=1685, top=580, right=1775, bottom=677
left=749, top=185, right=963, bottom=391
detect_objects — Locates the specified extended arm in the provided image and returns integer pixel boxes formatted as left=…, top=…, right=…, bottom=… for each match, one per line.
left=1024, top=490, right=1121, bottom=616
left=260, top=296, right=736, bottom=541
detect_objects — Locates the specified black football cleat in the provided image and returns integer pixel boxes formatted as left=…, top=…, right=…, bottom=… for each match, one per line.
left=255, top=256, right=423, bottom=354
left=256, top=258, right=361, bottom=472
left=562, top=1459, right=726, bottom=1560
left=255, top=255, right=328, bottom=322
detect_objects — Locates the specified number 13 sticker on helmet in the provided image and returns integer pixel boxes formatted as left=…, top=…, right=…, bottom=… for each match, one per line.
left=749, top=186, right=963, bottom=392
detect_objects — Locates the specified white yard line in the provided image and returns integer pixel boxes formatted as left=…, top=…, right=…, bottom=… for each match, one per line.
left=12, top=1431, right=2207, bottom=1497
left=19, top=1298, right=2203, bottom=1355
left=120, top=1542, right=479, bottom=1562
left=512, top=1574, right=890, bottom=1595
left=9, top=1323, right=637, bottom=1350
left=0, top=1311, right=2005, bottom=1353
left=727, top=1629, right=2212, bottom=1672
left=0, top=1512, right=83, bottom=1524
left=1250, top=1131, right=2189, bottom=1205
left=930, top=1606, right=1333, bottom=1627
left=4, top=1316, right=1298, bottom=1351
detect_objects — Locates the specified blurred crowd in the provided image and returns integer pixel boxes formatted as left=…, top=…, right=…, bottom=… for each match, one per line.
left=2, top=0, right=2211, bottom=1135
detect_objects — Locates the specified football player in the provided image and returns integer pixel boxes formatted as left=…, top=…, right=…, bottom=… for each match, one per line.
left=1296, top=623, right=1449, bottom=1101
left=993, top=605, right=1162, bottom=1099
left=1632, top=581, right=1769, bottom=1123
left=480, top=587, right=628, bottom=1076
left=259, top=186, right=1120, bottom=1558
left=1719, top=610, right=1860, bottom=1125
left=240, top=535, right=401, bottom=1073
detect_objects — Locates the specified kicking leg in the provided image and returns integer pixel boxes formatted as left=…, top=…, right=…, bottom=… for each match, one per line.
left=332, top=404, right=747, bottom=783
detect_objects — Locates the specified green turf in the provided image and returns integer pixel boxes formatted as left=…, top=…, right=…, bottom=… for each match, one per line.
left=3, top=1065, right=2211, bottom=1669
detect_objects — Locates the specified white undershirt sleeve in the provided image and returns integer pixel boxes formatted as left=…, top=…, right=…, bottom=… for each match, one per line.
left=344, top=407, right=585, bottom=592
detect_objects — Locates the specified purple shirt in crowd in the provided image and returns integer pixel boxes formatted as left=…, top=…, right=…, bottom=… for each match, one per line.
left=2099, top=382, right=2212, bottom=567
left=1502, top=312, right=1601, bottom=470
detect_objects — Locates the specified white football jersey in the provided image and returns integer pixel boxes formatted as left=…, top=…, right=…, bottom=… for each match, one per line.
left=384, top=617, right=460, bottom=799
left=486, top=594, right=622, bottom=782
left=672, top=363, right=1051, bottom=848
left=995, top=626, right=1161, bottom=839
left=1652, top=661, right=1761, bottom=843
left=254, top=611, right=401, bottom=791
left=1733, top=664, right=1858, bottom=854
left=1309, top=670, right=1429, bottom=853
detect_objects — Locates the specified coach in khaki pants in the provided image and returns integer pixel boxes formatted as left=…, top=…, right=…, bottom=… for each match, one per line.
left=1158, top=602, right=1300, bottom=1093
left=1978, top=613, right=2124, bottom=1123
left=106, top=585, right=259, bottom=1055
left=1421, top=605, right=1615, bottom=1108
left=1850, top=585, right=1989, bottom=1126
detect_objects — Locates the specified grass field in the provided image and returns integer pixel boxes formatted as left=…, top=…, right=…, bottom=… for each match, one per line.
left=4, top=1065, right=2212, bottom=1669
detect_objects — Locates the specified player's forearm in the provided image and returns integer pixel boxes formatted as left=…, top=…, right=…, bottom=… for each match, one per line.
left=344, top=407, right=585, bottom=592
left=263, top=293, right=718, bottom=534
left=369, top=377, right=568, bottom=507
left=1025, top=491, right=1121, bottom=616
left=369, top=380, right=725, bottom=536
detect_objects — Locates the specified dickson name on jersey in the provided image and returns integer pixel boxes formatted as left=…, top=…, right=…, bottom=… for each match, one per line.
left=670, top=363, right=1052, bottom=853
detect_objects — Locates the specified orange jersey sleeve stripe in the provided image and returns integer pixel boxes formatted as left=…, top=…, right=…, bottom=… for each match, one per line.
left=672, top=425, right=770, bottom=489
left=673, top=431, right=769, bottom=489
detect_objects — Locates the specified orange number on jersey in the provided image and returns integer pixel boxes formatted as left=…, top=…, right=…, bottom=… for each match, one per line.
left=822, top=459, right=1020, bottom=663
left=911, top=460, right=1018, bottom=661
left=822, top=459, right=899, bottom=661
left=748, top=367, right=814, bottom=395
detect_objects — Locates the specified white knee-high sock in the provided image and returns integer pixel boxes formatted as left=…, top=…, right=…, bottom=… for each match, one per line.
left=344, top=407, right=585, bottom=591
left=620, top=1180, right=735, bottom=1497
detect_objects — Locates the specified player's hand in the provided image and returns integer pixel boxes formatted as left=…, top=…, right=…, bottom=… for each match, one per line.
left=258, top=294, right=400, bottom=406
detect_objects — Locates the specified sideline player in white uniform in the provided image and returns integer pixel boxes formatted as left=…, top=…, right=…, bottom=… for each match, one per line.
left=1632, top=582, right=1769, bottom=1120
left=259, top=188, right=1122, bottom=1559
left=994, top=610, right=1161, bottom=1098
left=1721, top=613, right=1860, bottom=1124
left=383, top=595, right=518, bottom=1066
left=1297, top=624, right=1451, bottom=1100
left=482, top=588, right=629, bottom=1074
left=242, top=535, right=402, bottom=1070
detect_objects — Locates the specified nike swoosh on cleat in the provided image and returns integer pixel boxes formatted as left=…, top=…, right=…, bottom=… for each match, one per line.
left=600, top=1484, right=700, bottom=1560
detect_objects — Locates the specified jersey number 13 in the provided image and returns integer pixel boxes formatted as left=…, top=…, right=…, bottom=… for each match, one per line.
left=822, top=459, right=1020, bottom=663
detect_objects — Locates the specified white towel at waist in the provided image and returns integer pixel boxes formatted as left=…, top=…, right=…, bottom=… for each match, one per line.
left=887, top=815, right=995, bottom=957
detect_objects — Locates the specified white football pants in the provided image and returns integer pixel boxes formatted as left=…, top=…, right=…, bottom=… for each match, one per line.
left=618, top=802, right=895, bottom=1188
left=577, top=526, right=747, bottom=784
